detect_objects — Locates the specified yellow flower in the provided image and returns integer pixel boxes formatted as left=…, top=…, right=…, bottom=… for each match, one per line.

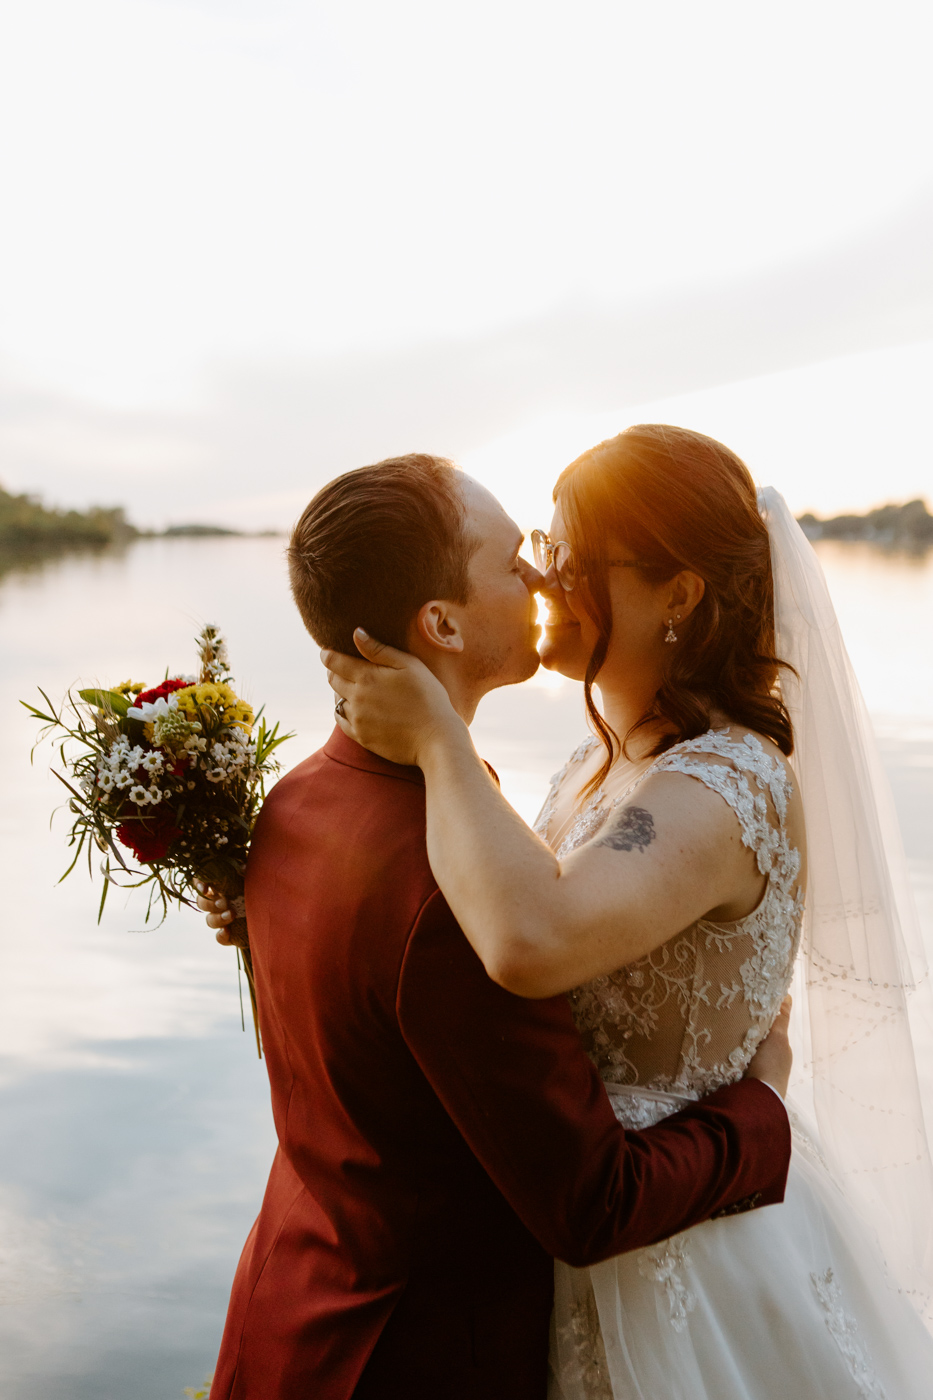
left=173, top=687, right=198, bottom=714
left=183, top=1377, right=213, bottom=1399
left=172, top=681, right=254, bottom=730
left=228, top=701, right=254, bottom=731
left=195, top=683, right=223, bottom=708
left=113, top=679, right=145, bottom=696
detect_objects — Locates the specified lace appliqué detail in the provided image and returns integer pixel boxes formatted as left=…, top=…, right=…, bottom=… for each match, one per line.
left=811, top=1268, right=887, bottom=1399
left=605, top=1083, right=694, bottom=1129
left=534, top=737, right=658, bottom=858
left=552, top=1278, right=614, bottom=1400
left=548, top=730, right=804, bottom=1103
left=533, top=736, right=598, bottom=845
left=637, top=1235, right=696, bottom=1333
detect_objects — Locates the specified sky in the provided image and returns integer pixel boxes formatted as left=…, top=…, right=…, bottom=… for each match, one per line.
left=1, top=0, right=933, bottom=528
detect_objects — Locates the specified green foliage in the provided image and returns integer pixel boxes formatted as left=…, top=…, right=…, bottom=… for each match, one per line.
left=163, top=524, right=240, bottom=537
left=0, top=483, right=139, bottom=573
left=798, top=499, right=933, bottom=547
left=254, top=716, right=292, bottom=769
left=77, top=688, right=132, bottom=717
left=0, top=483, right=137, bottom=547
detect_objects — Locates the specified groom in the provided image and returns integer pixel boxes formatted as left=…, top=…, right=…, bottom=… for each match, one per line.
left=209, top=454, right=792, bottom=1400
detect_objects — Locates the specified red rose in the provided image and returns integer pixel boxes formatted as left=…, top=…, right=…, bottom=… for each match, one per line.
left=117, top=809, right=183, bottom=863
left=134, top=677, right=191, bottom=707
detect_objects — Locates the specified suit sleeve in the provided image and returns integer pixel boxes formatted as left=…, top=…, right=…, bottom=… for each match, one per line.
left=397, top=890, right=790, bottom=1267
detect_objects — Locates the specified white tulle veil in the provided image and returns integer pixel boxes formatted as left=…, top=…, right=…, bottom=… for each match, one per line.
left=759, top=486, right=933, bottom=1324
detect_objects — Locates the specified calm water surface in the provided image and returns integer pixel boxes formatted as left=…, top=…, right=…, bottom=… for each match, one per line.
left=1, top=536, right=931, bottom=1397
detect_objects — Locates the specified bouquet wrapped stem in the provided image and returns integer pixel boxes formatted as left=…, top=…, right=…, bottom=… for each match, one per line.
left=24, top=624, right=292, bottom=1056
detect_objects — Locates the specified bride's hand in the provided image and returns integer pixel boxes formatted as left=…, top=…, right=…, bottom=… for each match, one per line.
left=323, top=629, right=464, bottom=768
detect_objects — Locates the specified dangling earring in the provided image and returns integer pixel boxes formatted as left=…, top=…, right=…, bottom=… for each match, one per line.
left=664, top=613, right=681, bottom=644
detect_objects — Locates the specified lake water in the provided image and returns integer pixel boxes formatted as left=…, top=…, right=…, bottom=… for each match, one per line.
left=1, top=535, right=932, bottom=1398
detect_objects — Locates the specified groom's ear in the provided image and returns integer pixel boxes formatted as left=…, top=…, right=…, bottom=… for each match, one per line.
left=411, top=599, right=465, bottom=655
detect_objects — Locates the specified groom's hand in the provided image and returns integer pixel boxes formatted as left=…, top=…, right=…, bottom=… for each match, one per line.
left=744, top=995, right=792, bottom=1100
left=195, top=882, right=237, bottom=946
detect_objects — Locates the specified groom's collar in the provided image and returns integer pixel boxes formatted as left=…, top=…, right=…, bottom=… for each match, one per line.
left=324, top=726, right=425, bottom=787
left=323, top=726, right=499, bottom=789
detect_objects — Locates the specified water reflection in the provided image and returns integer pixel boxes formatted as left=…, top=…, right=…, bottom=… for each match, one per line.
left=0, top=536, right=931, bottom=1396
left=812, top=541, right=933, bottom=724
left=0, top=539, right=138, bottom=584
left=0, top=1035, right=274, bottom=1399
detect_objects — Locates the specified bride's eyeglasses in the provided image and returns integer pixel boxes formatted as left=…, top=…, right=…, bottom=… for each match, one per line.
left=530, top=530, right=647, bottom=592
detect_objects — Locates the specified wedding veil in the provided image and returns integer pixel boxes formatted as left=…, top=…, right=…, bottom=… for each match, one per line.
left=759, top=486, right=933, bottom=1323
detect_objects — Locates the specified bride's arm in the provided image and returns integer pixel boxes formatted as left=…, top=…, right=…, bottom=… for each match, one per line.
left=325, top=634, right=761, bottom=999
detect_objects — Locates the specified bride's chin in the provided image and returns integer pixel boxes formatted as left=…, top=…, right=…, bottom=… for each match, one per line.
left=538, top=626, right=585, bottom=679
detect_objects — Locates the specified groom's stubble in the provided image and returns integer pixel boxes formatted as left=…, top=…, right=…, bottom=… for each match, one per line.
left=450, top=478, right=542, bottom=706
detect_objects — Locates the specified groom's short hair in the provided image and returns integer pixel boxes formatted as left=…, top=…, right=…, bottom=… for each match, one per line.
left=288, top=454, right=476, bottom=654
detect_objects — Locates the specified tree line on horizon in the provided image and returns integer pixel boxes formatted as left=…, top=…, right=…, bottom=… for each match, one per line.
left=797, top=498, right=933, bottom=547
left=2, top=482, right=931, bottom=577
left=0, top=483, right=256, bottom=575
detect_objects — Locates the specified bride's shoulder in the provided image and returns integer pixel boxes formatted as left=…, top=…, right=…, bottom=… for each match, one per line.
left=644, top=726, right=804, bottom=867
left=653, top=724, right=801, bottom=806
left=719, top=725, right=798, bottom=786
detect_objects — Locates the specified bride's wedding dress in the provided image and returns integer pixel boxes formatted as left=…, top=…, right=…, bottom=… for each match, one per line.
left=539, top=730, right=933, bottom=1400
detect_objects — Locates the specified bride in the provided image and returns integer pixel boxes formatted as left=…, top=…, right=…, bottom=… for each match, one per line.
left=318, top=424, right=933, bottom=1398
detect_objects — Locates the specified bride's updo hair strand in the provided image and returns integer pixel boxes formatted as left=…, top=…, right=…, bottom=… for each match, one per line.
left=554, top=423, right=794, bottom=790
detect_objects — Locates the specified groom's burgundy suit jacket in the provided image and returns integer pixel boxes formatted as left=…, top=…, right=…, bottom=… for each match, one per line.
left=211, top=729, right=790, bottom=1400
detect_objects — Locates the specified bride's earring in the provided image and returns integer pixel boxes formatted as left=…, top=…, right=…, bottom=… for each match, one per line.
left=664, top=614, right=681, bottom=644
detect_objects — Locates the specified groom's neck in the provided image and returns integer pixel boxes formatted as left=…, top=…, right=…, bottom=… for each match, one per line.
left=407, top=646, right=485, bottom=729
left=428, top=663, right=483, bottom=728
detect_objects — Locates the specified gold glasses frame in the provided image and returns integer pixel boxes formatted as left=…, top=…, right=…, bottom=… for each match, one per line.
left=530, top=529, right=648, bottom=592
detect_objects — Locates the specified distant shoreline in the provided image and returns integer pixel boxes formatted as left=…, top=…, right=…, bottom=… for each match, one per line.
left=3, top=483, right=931, bottom=577
left=0, top=484, right=282, bottom=575
left=797, top=499, right=933, bottom=547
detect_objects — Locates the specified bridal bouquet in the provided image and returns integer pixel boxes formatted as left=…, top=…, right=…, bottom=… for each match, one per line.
left=23, top=624, right=291, bottom=1052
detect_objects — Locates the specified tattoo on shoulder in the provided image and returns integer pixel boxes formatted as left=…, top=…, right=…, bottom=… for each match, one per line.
left=593, top=806, right=656, bottom=854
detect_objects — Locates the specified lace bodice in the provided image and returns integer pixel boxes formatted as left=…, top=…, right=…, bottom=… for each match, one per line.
left=534, top=729, right=804, bottom=1107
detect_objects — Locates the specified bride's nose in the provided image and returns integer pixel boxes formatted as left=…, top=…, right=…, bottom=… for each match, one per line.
left=540, top=564, right=566, bottom=604
left=520, top=557, right=546, bottom=593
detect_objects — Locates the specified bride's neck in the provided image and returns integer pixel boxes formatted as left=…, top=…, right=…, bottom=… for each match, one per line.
left=595, top=682, right=665, bottom=764
left=597, top=681, right=731, bottom=766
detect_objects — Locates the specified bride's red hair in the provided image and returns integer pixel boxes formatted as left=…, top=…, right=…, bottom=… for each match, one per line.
left=554, top=424, right=794, bottom=791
